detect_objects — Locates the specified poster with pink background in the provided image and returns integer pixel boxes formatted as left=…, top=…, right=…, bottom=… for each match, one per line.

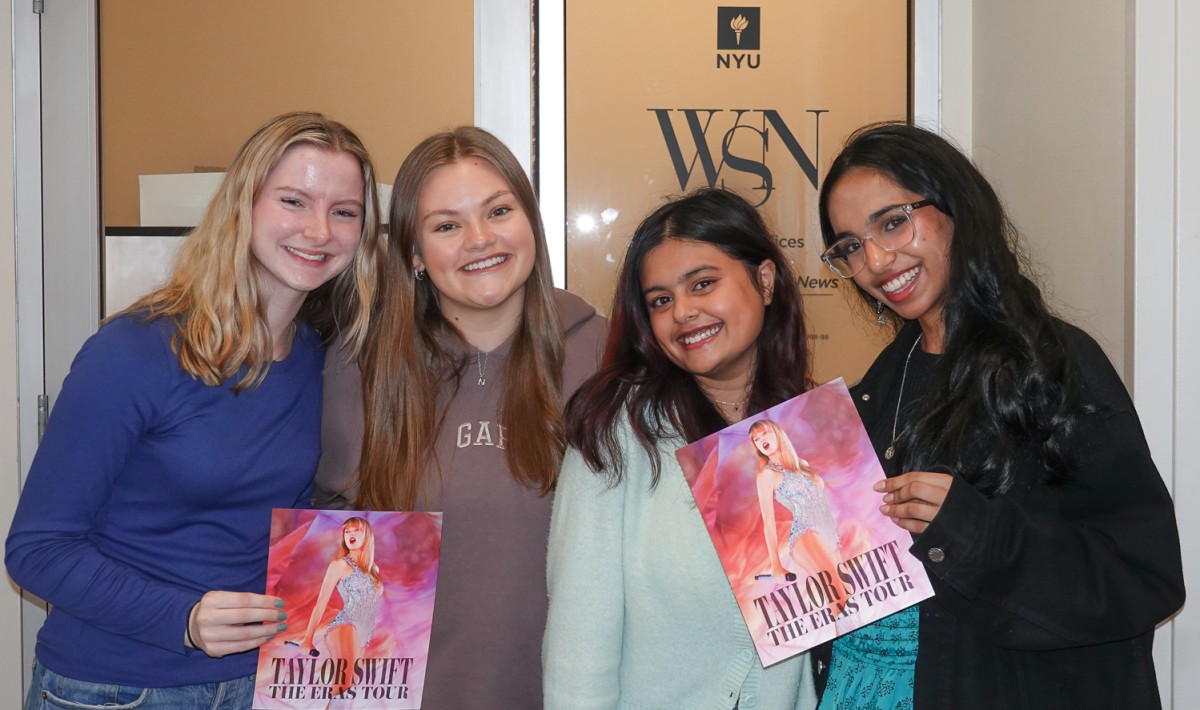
left=253, top=510, right=441, bottom=709
left=676, top=379, right=934, bottom=666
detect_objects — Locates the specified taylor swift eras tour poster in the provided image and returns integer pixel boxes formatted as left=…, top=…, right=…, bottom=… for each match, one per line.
left=676, top=380, right=934, bottom=666
left=254, top=510, right=442, bottom=709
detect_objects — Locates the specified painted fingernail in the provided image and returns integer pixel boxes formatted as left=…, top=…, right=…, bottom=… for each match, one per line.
left=277, top=623, right=288, bottom=632
left=267, top=634, right=277, bottom=641
left=275, top=599, right=285, bottom=608
left=277, top=611, right=287, bottom=621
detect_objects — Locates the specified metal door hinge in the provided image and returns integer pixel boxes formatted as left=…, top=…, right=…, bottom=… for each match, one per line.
left=37, top=394, right=49, bottom=441
left=33, top=0, right=43, bottom=15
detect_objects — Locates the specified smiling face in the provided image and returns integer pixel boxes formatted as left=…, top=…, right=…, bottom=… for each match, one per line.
left=640, top=238, right=775, bottom=397
left=412, top=158, right=537, bottom=332
left=826, top=167, right=954, bottom=348
left=250, top=144, right=365, bottom=317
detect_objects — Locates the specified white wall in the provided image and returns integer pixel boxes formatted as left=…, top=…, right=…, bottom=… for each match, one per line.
left=971, top=0, right=1129, bottom=373
left=939, top=2, right=973, bottom=150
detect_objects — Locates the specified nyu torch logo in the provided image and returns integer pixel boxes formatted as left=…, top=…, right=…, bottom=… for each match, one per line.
left=717, top=7, right=761, bottom=69
left=649, top=108, right=828, bottom=207
left=731, top=15, right=749, bottom=44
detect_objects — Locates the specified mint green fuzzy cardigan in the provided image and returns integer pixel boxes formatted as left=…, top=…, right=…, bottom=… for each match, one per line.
left=543, top=418, right=817, bottom=710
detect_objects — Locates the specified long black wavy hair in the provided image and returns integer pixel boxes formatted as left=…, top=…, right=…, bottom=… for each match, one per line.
left=567, top=188, right=812, bottom=488
left=818, top=123, right=1083, bottom=494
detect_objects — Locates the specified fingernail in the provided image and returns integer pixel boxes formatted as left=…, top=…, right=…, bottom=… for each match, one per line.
left=882, top=493, right=893, bottom=502
left=277, top=611, right=287, bottom=621
left=267, top=634, right=277, bottom=641
left=277, top=623, right=288, bottom=632
left=275, top=599, right=285, bottom=608
left=879, top=504, right=890, bottom=514
left=873, top=480, right=886, bottom=491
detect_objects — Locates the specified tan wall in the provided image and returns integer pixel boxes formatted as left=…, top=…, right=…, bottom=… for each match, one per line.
left=563, top=0, right=909, bottom=386
left=0, top=0, right=25, bottom=695
left=100, top=0, right=474, bottom=227
left=971, top=0, right=1128, bottom=376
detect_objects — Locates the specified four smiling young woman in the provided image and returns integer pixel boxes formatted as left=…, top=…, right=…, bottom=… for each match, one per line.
left=6, top=119, right=1183, bottom=710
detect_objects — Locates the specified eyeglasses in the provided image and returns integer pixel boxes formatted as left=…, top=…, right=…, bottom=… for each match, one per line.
left=820, top=200, right=933, bottom=278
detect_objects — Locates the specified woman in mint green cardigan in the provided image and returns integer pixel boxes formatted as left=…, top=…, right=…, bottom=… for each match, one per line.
left=543, top=189, right=817, bottom=709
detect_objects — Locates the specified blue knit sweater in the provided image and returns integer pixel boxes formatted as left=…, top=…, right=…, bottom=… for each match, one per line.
left=6, top=314, right=320, bottom=685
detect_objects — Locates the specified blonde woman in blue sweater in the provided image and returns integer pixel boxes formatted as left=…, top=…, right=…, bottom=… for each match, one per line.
left=7, top=112, right=382, bottom=708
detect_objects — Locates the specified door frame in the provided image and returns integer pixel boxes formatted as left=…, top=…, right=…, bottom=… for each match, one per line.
left=12, top=0, right=103, bottom=693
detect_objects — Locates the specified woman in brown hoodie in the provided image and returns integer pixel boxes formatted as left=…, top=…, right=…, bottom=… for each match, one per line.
left=314, top=126, right=606, bottom=708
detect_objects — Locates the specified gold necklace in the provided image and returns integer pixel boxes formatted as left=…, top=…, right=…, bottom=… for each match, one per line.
left=885, top=333, right=923, bottom=460
left=710, top=397, right=744, bottom=412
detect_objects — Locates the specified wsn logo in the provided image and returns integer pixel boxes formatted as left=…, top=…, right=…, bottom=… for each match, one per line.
left=648, top=108, right=829, bottom=206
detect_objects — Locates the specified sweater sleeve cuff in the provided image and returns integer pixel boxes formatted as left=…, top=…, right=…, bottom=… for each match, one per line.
left=908, top=469, right=987, bottom=582
left=169, top=592, right=206, bottom=657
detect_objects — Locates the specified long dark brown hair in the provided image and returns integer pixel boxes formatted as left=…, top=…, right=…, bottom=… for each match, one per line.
left=567, top=188, right=811, bottom=488
left=818, top=122, right=1083, bottom=493
left=356, top=127, right=564, bottom=510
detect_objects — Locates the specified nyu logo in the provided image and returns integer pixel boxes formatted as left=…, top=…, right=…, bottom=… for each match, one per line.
left=649, top=108, right=828, bottom=206
left=717, top=7, right=761, bottom=69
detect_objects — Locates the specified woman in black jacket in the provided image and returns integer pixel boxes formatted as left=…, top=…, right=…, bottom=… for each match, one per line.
left=813, top=122, right=1184, bottom=709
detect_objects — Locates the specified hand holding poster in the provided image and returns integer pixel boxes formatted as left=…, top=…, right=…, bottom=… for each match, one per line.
left=254, top=510, right=441, bottom=709
left=675, top=379, right=933, bottom=666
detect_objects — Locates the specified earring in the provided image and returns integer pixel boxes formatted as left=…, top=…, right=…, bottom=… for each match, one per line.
left=875, top=300, right=887, bottom=325
left=413, top=267, right=425, bottom=281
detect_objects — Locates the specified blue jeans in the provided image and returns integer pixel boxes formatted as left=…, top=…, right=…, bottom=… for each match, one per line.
left=25, top=661, right=254, bottom=710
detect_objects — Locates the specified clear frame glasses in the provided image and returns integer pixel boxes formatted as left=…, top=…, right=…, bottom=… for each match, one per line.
left=820, top=200, right=933, bottom=278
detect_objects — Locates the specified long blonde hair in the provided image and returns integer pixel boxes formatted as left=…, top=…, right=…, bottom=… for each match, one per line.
left=117, top=111, right=384, bottom=390
left=356, top=126, right=564, bottom=510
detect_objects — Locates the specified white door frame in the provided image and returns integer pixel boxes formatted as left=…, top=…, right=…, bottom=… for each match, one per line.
left=12, top=0, right=45, bottom=697
left=1134, top=1, right=1195, bottom=706
left=474, top=0, right=534, bottom=177
left=12, top=0, right=101, bottom=695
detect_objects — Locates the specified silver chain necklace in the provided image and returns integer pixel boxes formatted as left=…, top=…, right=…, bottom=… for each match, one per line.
left=475, top=350, right=489, bottom=386
left=885, top=333, right=923, bottom=460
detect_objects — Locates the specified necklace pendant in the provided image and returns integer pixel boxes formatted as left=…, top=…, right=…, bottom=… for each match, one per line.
left=884, top=445, right=895, bottom=460
left=474, top=350, right=488, bottom=387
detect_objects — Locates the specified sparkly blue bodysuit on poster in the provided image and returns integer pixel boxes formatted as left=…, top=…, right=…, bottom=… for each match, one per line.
left=769, top=462, right=840, bottom=551
left=325, top=556, right=381, bottom=649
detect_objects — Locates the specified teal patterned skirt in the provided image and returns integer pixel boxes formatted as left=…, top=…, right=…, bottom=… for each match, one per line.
left=817, top=605, right=919, bottom=710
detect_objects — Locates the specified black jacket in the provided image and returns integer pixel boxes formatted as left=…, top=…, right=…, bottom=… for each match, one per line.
left=813, top=321, right=1185, bottom=709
